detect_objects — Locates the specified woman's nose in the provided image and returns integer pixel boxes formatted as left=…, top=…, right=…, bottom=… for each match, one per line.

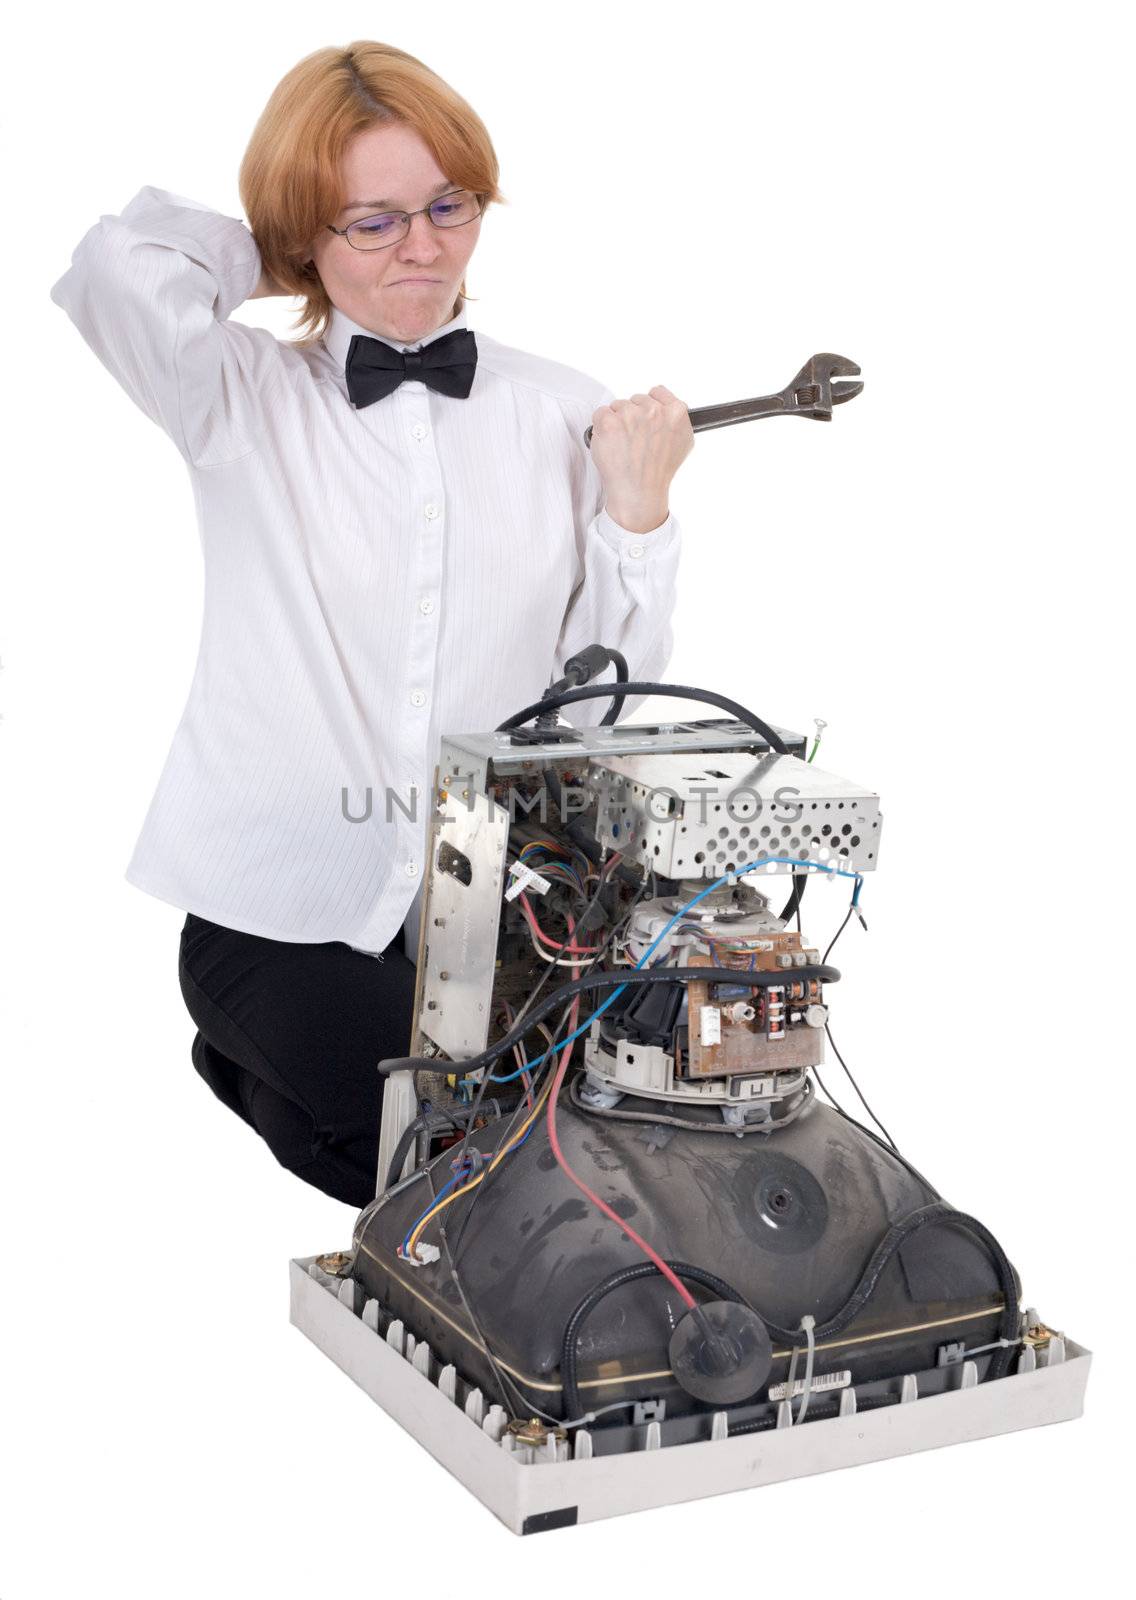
left=397, top=211, right=443, bottom=261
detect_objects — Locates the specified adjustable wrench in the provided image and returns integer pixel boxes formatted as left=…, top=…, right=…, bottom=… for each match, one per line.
left=583, top=352, right=863, bottom=446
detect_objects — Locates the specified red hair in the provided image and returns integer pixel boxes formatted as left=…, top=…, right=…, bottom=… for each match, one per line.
left=239, top=41, right=506, bottom=343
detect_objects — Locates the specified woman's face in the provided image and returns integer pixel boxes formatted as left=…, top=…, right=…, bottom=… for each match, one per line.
left=307, top=121, right=482, bottom=345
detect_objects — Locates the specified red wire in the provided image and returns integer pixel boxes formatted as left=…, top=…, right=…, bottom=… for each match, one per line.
left=518, top=892, right=604, bottom=953
left=542, top=911, right=697, bottom=1311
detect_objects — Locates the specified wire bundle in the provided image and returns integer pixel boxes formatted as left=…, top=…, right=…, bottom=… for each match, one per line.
left=397, top=855, right=862, bottom=1263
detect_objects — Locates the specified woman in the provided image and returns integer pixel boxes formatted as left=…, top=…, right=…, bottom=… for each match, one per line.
left=48, top=40, right=693, bottom=1208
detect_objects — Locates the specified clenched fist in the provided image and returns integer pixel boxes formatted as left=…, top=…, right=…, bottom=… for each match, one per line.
left=589, top=384, right=695, bottom=534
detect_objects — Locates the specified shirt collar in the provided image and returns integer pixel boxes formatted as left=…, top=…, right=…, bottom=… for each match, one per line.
left=321, top=301, right=469, bottom=374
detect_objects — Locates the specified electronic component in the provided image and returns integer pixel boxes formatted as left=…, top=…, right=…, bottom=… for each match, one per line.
left=292, top=666, right=1088, bottom=1534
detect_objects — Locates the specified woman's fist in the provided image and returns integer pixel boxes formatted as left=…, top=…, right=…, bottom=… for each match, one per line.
left=589, top=384, right=695, bottom=534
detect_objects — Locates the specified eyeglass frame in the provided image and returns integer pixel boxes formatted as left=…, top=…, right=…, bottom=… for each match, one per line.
left=325, top=188, right=485, bottom=251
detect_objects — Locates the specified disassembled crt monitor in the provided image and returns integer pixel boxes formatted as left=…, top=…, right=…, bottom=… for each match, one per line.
left=291, top=665, right=1088, bottom=1534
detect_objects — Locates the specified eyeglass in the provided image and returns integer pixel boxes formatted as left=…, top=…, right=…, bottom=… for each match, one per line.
left=326, top=188, right=484, bottom=251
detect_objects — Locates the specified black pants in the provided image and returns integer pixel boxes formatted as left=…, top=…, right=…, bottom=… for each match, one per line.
left=178, top=912, right=418, bottom=1207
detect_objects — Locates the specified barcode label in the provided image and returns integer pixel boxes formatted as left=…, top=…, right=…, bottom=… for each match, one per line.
left=768, top=1369, right=851, bottom=1401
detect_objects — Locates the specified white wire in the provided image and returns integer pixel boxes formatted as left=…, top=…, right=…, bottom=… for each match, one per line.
left=525, top=922, right=607, bottom=967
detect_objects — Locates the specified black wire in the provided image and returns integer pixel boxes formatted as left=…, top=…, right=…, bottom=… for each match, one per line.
left=417, top=867, right=660, bottom=1419
left=816, top=901, right=898, bottom=1149
left=425, top=863, right=611, bottom=1188
left=384, top=1099, right=517, bottom=1193
left=823, top=904, right=854, bottom=964
left=599, top=648, right=629, bottom=725
left=825, top=1021, right=898, bottom=1151
left=560, top=1203, right=1022, bottom=1417
left=811, top=1063, right=851, bottom=1119
left=445, top=865, right=657, bottom=1267
left=778, top=870, right=808, bottom=926
left=437, top=1221, right=544, bottom=1420
left=496, top=681, right=790, bottom=753
left=538, top=647, right=630, bottom=733
left=382, top=959, right=843, bottom=1084
left=560, top=1260, right=752, bottom=1422
left=831, top=1098, right=942, bottom=1200
left=452, top=853, right=631, bottom=1148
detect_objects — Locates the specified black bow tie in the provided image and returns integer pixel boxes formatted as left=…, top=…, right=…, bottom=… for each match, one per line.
left=344, top=327, right=478, bottom=408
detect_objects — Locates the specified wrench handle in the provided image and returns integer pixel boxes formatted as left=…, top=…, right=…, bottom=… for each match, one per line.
left=686, top=394, right=795, bottom=431
left=584, top=390, right=806, bottom=447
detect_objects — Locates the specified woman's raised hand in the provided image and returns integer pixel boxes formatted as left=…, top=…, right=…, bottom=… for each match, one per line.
left=247, top=264, right=291, bottom=300
left=589, top=384, right=695, bottom=534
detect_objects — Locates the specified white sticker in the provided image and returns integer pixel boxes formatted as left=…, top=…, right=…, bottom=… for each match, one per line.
left=768, top=1369, right=851, bottom=1401
left=700, top=1005, right=721, bottom=1047
left=505, top=862, right=552, bottom=901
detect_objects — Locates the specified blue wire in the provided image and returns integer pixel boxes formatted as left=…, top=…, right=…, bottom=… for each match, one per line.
left=398, top=1102, right=543, bottom=1257
left=399, top=1161, right=468, bottom=1257
left=403, top=855, right=864, bottom=1253
left=483, top=856, right=862, bottom=1086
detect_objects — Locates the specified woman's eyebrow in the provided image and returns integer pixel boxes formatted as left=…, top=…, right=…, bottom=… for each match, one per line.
left=340, top=179, right=458, bottom=214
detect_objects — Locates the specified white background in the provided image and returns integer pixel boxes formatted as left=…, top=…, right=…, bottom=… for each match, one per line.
left=2, top=1, right=1130, bottom=1591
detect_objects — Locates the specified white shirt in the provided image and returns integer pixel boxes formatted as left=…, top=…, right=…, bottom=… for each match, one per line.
left=49, top=186, right=682, bottom=957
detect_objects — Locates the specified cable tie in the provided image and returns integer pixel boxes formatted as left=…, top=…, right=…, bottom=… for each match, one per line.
left=796, top=1315, right=817, bottom=1423
left=459, top=1148, right=485, bottom=1180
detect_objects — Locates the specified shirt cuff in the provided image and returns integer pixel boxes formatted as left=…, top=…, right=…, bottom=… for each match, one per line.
left=595, top=506, right=679, bottom=557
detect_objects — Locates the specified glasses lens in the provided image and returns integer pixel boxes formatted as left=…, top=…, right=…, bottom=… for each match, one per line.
left=428, top=190, right=481, bottom=227
left=346, top=212, right=408, bottom=249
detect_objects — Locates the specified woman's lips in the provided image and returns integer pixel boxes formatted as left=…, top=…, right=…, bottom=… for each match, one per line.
left=390, top=278, right=441, bottom=285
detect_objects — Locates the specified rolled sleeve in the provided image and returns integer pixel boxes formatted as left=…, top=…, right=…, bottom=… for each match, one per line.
left=49, top=185, right=267, bottom=468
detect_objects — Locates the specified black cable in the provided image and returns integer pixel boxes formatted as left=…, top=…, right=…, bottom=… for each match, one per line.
left=444, top=866, right=658, bottom=1268
left=383, top=1098, right=517, bottom=1193
left=444, top=856, right=636, bottom=1182
left=802, top=1203, right=1021, bottom=1381
left=496, top=682, right=790, bottom=753
left=423, top=869, right=660, bottom=1421
left=559, top=1202, right=1021, bottom=1421
left=778, top=870, right=808, bottom=926
left=538, top=645, right=630, bottom=729
left=378, top=962, right=842, bottom=1085
left=599, top=648, right=629, bottom=725
left=538, top=649, right=630, bottom=817
left=561, top=1260, right=751, bottom=1422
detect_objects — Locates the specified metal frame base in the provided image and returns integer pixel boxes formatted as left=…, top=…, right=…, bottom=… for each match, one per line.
left=290, top=1256, right=1090, bottom=1536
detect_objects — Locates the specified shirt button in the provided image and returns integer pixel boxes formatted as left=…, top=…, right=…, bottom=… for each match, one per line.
left=405, top=861, right=419, bottom=877
left=410, top=689, right=427, bottom=707
left=419, top=597, right=435, bottom=615
left=628, top=543, right=645, bottom=559
left=411, top=424, right=428, bottom=440
left=424, top=503, right=440, bottom=520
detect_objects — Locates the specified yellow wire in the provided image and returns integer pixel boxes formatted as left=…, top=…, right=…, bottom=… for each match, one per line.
left=402, top=1074, right=555, bottom=1261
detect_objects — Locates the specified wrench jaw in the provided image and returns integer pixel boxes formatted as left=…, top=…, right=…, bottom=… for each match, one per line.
left=832, top=380, right=864, bottom=404
left=784, top=353, right=863, bottom=419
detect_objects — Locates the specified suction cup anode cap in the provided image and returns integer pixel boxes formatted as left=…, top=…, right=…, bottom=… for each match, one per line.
left=668, top=1300, right=774, bottom=1405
